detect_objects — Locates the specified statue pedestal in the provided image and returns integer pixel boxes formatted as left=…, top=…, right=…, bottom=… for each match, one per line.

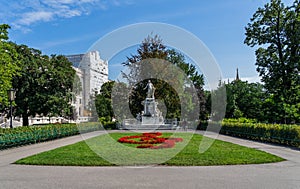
left=141, top=98, right=164, bottom=125
left=121, top=86, right=178, bottom=130
left=142, top=98, right=156, bottom=116
left=142, top=116, right=164, bottom=125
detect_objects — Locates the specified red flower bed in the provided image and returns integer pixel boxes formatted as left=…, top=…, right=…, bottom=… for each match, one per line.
left=118, top=132, right=183, bottom=149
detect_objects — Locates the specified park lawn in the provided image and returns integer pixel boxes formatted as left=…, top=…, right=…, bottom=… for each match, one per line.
left=14, top=132, right=285, bottom=166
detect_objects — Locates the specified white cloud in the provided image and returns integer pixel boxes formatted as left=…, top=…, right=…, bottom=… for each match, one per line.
left=0, top=0, right=135, bottom=31
left=17, top=11, right=54, bottom=25
left=242, top=75, right=262, bottom=83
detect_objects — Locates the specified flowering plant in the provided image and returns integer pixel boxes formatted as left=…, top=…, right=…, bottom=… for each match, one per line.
left=117, top=132, right=183, bottom=149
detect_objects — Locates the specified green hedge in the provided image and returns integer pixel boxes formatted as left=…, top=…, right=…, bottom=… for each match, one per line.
left=198, top=121, right=300, bottom=148
left=0, top=122, right=102, bottom=150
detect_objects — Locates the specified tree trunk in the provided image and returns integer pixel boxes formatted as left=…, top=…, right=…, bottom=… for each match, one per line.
left=22, top=114, right=29, bottom=126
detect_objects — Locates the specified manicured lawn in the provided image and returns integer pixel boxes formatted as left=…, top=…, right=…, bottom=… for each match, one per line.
left=15, top=132, right=285, bottom=166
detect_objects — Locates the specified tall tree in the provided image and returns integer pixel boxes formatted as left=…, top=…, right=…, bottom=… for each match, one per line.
left=122, top=34, right=174, bottom=118
left=122, top=34, right=205, bottom=121
left=245, top=0, right=300, bottom=123
left=0, top=24, right=19, bottom=109
left=43, top=55, right=75, bottom=119
left=95, top=81, right=115, bottom=122
left=166, top=49, right=206, bottom=120
left=12, top=44, right=75, bottom=126
left=210, top=80, right=227, bottom=121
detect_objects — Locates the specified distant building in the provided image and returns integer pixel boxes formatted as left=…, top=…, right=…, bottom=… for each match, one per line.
left=72, top=67, right=84, bottom=117
left=66, top=51, right=109, bottom=118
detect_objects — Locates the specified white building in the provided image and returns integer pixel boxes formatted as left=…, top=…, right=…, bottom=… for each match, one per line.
left=66, top=51, right=109, bottom=118
left=72, top=67, right=84, bottom=117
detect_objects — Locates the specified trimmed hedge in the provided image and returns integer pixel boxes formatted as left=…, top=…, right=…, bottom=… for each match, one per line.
left=0, top=122, right=102, bottom=150
left=198, top=121, right=300, bottom=148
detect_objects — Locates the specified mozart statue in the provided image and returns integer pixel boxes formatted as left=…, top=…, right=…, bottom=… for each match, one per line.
left=144, top=80, right=155, bottom=99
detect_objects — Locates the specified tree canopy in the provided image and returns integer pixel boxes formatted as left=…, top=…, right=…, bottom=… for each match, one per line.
left=225, top=80, right=266, bottom=120
left=120, top=34, right=205, bottom=121
left=0, top=24, right=20, bottom=110
left=95, top=81, right=114, bottom=123
left=245, top=0, right=300, bottom=123
left=12, top=44, right=75, bottom=126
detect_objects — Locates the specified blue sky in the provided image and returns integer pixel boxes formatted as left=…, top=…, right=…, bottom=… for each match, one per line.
left=0, top=0, right=295, bottom=82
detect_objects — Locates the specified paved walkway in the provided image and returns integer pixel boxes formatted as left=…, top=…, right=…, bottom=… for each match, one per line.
left=0, top=130, right=299, bottom=189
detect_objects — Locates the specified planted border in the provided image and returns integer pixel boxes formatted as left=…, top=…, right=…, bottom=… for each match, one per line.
left=0, top=122, right=102, bottom=150
left=199, top=121, right=300, bottom=147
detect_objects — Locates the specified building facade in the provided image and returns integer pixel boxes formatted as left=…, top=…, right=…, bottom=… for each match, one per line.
left=66, top=51, right=109, bottom=119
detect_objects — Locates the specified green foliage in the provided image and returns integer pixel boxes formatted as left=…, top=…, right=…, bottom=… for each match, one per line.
left=95, top=81, right=114, bottom=122
left=210, top=80, right=227, bottom=121
left=199, top=120, right=300, bottom=147
left=0, top=24, right=20, bottom=108
left=95, top=81, right=120, bottom=130
left=0, top=122, right=102, bottom=150
left=204, top=91, right=211, bottom=119
left=167, top=49, right=206, bottom=120
left=225, top=80, right=266, bottom=120
left=129, top=78, right=181, bottom=119
left=12, top=45, right=76, bottom=126
left=220, top=122, right=300, bottom=147
left=244, top=0, right=300, bottom=123
left=122, top=34, right=205, bottom=121
left=223, top=118, right=258, bottom=124
left=123, top=34, right=168, bottom=68
left=101, top=120, right=117, bottom=130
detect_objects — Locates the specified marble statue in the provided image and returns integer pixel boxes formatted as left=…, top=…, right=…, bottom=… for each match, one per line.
left=144, top=80, right=155, bottom=99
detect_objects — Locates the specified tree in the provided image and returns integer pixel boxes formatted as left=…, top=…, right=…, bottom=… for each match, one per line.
left=0, top=24, right=19, bottom=110
left=12, top=44, right=75, bottom=126
left=245, top=0, right=300, bottom=123
left=210, top=80, right=226, bottom=121
left=43, top=55, right=76, bottom=120
left=166, top=49, right=206, bottom=120
left=225, top=80, right=266, bottom=120
left=95, top=81, right=115, bottom=122
left=122, top=34, right=177, bottom=118
left=121, top=34, right=205, bottom=121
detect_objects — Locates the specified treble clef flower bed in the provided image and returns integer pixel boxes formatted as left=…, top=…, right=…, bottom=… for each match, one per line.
left=117, top=132, right=183, bottom=149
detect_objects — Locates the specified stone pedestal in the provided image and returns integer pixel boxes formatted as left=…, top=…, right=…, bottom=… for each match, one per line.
left=142, top=116, right=164, bottom=125
left=141, top=98, right=164, bottom=125
left=142, top=98, right=156, bottom=116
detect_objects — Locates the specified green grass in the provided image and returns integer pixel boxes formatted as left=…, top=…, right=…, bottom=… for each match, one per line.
left=15, top=132, right=285, bottom=166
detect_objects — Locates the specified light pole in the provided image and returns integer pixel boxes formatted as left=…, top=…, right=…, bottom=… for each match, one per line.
left=7, top=89, right=15, bottom=129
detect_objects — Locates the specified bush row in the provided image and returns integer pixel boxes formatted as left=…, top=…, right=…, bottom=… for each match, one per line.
left=198, top=121, right=300, bottom=147
left=0, top=122, right=102, bottom=150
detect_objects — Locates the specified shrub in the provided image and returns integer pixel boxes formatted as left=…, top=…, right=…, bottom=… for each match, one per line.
left=0, top=122, right=101, bottom=150
left=197, top=120, right=300, bottom=148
